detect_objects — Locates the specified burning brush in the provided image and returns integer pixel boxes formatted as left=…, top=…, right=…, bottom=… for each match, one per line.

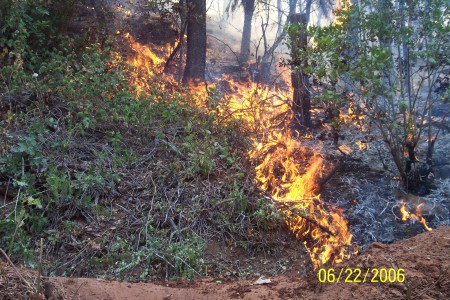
left=122, top=31, right=357, bottom=270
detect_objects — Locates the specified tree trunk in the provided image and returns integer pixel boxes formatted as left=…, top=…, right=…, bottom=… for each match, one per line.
left=290, top=13, right=312, bottom=130
left=239, top=0, right=255, bottom=63
left=288, top=0, right=298, bottom=15
left=305, top=0, right=313, bottom=22
left=182, top=0, right=206, bottom=84
left=276, top=0, right=283, bottom=37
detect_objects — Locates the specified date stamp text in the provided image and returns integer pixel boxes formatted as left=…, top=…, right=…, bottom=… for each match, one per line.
left=317, top=268, right=405, bottom=283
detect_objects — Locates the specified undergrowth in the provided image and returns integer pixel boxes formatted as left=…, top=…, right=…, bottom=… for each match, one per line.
left=0, top=0, right=282, bottom=280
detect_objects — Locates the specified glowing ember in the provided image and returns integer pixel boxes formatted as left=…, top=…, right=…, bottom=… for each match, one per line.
left=338, top=144, right=353, bottom=155
left=355, top=140, right=369, bottom=150
left=399, top=200, right=432, bottom=231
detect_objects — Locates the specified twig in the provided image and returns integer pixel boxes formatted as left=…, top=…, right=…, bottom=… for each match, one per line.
left=8, top=186, right=21, bottom=256
left=318, top=157, right=345, bottom=190
left=199, top=198, right=235, bottom=211
left=160, top=139, right=183, bottom=157
left=0, top=247, right=34, bottom=291
left=171, top=254, right=202, bottom=276
left=275, top=202, right=337, bottom=236
left=2, top=177, right=10, bottom=205
left=71, top=281, right=86, bottom=300
left=37, top=238, right=43, bottom=296
left=206, top=34, right=240, bottom=65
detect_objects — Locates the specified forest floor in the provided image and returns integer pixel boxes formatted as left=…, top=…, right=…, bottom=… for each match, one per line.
left=1, top=226, right=449, bottom=299
left=1, top=1, right=449, bottom=299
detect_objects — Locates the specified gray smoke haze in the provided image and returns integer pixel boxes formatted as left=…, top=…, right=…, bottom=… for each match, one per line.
left=205, top=0, right=335, bottom=60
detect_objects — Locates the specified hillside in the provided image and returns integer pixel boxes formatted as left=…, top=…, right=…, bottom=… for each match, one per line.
left=1, top=1, right=449, bottom=299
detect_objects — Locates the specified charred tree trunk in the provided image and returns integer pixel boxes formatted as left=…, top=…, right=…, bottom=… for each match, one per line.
left=239, top=0, right=255, bottom=63
left=290, top=13, right=312, bottom=130
left=182, top=0, right=206, bottom=84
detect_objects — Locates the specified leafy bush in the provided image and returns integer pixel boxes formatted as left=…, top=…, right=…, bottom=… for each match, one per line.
left=289, top=0, right=449, bottom=192
left=0, top=1, right=281, bottom=281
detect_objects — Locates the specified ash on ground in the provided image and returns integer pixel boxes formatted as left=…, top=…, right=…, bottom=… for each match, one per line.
left=319, top=103, right=450, bottom=251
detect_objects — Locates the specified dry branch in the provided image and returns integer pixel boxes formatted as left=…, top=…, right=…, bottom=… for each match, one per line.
left=0, top=247, right=34, bottom=291
left=274, top=201, right=337, bottom=236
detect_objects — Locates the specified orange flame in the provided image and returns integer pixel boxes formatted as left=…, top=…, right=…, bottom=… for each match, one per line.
left=121, top=35, right=356, bottom=269
left=399, top=200, right=432, bottom=231
left=333, top=0, right=352, bottom=26
left=124, top=33, right=173, bottom=96
left=217, top=74, right=355, bottom=268
left=250, top=130, right=354, bottom=268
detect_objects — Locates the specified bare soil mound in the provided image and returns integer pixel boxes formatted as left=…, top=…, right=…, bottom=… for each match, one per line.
left=2, top=226, right=448, bottom=300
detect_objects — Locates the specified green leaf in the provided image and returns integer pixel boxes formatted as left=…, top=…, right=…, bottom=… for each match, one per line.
left=15, top=180, right=28, bottom=187
left=25, top=196, right=42, bottom=209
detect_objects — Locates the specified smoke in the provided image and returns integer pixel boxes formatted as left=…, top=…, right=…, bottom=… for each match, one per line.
left=205, top=0, right=335, bottom=63
left=206, top=0, right=289, bottom=59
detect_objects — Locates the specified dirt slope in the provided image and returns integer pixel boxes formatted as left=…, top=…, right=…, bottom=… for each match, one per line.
left=33, top=226, right=448, bottom=300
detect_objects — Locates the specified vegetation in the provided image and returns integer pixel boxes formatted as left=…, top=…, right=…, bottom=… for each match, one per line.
left=1, top=0, right=448, bottom=285
left=288, top=0, right=449, bottom=192
left=0, top=0, right=281, bottom=280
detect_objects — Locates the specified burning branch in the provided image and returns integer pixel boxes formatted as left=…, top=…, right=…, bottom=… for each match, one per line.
left=276, top=201, right=338, bottom=237
left=318, top=157, right=345, bottom=191
left=399, top=200, right=432, bottom=231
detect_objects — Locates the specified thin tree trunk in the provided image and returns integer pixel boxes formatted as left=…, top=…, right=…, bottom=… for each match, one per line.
left=182, top=0, right=207, bottom=84
left=290, top=13, right=312, bottom=130
left=289, top=0, right=297, bottom=14
left=276, top=0, right=283, bottom=37
left=305, top=0, right=313, bottom=23
left=239, top=0, right=255, bottom=63
left=259, top=0, right=298, bottom=83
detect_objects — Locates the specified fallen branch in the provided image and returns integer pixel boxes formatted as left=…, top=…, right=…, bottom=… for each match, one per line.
left=293, top=211, right=337, bottom=237
left=318, top=157, right=345, bottom=190
left=0, top=247, right=34, bottom=291
left=274, top=201, right=337, bottom=237
left=163, top=41, right=181, bottom=73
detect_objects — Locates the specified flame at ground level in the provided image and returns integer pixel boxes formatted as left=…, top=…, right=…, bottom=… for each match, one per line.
left=122, top=34, right=356, bottom=269
left=250, top=130, right=355, bottom=269
left=399, top=200, right=432, bottom=232
left=216, top=74, right=356, bottom=267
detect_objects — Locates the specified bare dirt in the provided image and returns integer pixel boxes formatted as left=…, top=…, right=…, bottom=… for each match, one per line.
left=2, top=226, right=448, bottom=300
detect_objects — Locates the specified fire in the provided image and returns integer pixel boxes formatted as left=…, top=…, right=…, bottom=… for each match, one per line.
left=250, top=130, right=354, bottom=268
left=121, top=33, right=356, bottom=269
left=355, top=140, right=369, bottom=150
left=333, top=0, right=352, bottom=26
left=399, top=200, right=432, bottom=231
left=216, top=75, right=355, bottom=268
left=124, top=33, right=173, bottom=96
